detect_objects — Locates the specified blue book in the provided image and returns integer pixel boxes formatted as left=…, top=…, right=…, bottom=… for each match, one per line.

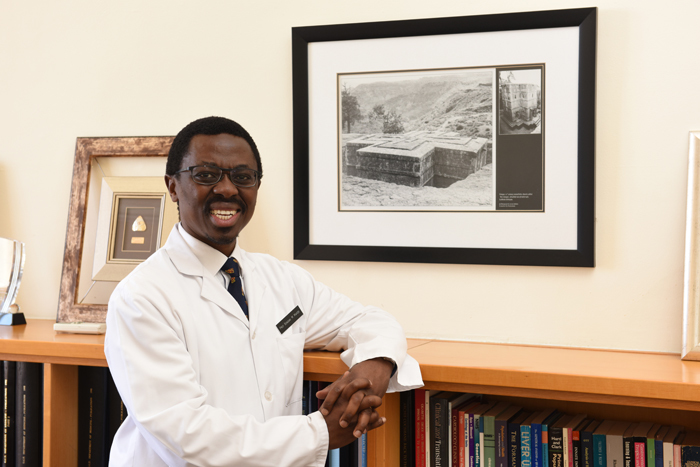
left=531, top=409, right=560, bottom=467
left=472, top=402, right=496, bottom=467
left=509, top=412, right=532, bottom=467
left=521, top=413, right=536, bottom=467
left=581, top=421, right=601, bottom=467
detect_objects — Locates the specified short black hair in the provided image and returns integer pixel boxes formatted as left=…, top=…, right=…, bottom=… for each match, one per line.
left=166, top=116, right=262, bottom=178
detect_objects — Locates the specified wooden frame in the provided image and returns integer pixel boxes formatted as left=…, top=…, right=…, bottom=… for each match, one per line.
left=292, top=7, right=597, bottom=267
left=57, top=137, right=174, bottom=324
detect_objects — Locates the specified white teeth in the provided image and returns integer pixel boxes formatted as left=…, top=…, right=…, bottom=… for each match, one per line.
left=210, top=210, right=237, bottom=219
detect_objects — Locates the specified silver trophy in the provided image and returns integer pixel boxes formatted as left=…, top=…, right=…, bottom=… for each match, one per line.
left=0, top=238, right=27, bottom=325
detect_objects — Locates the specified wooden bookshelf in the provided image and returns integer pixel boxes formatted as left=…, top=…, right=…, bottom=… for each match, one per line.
left=3, top=320, right=700, bottom=466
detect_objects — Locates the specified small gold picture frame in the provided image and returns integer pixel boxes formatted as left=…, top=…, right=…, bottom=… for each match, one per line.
left=91, top=177, right=178, bottom=281
left=58, top=137, right=175, bottom=324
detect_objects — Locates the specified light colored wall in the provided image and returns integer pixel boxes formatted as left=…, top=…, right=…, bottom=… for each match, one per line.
left=0, top=1, right=697, bottom=353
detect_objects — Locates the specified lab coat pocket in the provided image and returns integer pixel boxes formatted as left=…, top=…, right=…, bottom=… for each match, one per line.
left=276, top=332, right=305, bottom=407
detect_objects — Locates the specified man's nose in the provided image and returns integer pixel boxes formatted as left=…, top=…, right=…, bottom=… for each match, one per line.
left=212, top=172, right=240, bottom=196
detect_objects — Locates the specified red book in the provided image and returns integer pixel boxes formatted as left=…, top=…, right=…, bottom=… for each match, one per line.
left=415, top=388, right=426, bottom=467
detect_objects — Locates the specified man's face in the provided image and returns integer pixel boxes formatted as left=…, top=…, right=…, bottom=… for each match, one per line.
left=165, top=133, right=259, bottom=256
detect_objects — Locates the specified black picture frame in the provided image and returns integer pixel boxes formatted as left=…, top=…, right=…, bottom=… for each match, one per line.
left=292, top=7, right=596, bottom=267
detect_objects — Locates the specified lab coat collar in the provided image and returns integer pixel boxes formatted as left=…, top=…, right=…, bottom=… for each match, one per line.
left=163, top=224, right=251, bottom=326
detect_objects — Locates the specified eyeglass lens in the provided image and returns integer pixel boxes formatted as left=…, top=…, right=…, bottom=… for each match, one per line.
left=191, top=166, right=258, bottom=187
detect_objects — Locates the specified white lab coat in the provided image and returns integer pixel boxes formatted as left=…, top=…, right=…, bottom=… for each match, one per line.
left=104, top=225, right=423, bottom=467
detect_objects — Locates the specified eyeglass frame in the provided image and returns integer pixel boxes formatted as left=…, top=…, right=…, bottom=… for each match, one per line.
left=174, top=165, right=262, bottom=187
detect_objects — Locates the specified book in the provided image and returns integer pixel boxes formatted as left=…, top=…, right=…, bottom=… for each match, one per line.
left=482, top=402, right=510, bottom=467
left=582, top=421, right=602, bottom=467
left=531, top=409, right=560, bottom=467
left=550, top=415, right=574, bottom=467
left=495, top=406, right=523, bottom=467
left=431, top=392, right=476, bottom=467
left=401, top=390, right=415, bottom=467
left=415, top=388, right=428, bottom=467
left=655, top=427, right=669, bottom=467
left=606, top=421, right=632, bottom=467
left=593, top=420, right=616, bottom=467
left=633, top=422, right=655, bottom=467
left=429, top=392, right=451, bottom=467
left=3, top=361, right=16, bottom=467
left=662, top=427, right=684, bottom=467
left=459, top=401, right=483, bottom=467
left=472, top=402, right=497, bottom=467
left=572, top=419, right=594, bottom=467
left=359, top=432, right=367, bottom=467
left=339, top=438, right=358, bottom=467
left=508, top=411, right=532, bottom=467
left=14, top=362, right=42, bottom=467
left=680, top=431, right=700, bottom=467
left=450, top=395, right=480, bottom=467
left=624, top=424, right=638, bottom=467
left=564, top=414, right=588, bottom=467
left=543, top=411, right=564, bottom=467
left=78, top=366, right=108, bottom=467
left=647, top=425, right=662, bottom=467
left=522, top=412, right=540, bottom=467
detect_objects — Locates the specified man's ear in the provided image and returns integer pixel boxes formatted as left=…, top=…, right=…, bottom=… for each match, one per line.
left=165, top=174, right=178, bottom=202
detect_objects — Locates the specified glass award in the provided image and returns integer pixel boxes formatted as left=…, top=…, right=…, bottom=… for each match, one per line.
left=0, top=238, right=27, bottom=325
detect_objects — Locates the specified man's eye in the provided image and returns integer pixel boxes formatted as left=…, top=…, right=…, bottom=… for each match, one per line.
left=233, top=173, right=253, bottom=181
left=196, top=171, right=218, bottom=179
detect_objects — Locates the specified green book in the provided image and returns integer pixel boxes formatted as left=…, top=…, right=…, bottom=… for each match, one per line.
left=482, top=402, right=511, bottom=467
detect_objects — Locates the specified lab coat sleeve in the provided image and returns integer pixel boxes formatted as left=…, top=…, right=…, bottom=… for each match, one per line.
left=105, top=278, right=329, bottom=467
left=285, top=263, right=424, bottom=392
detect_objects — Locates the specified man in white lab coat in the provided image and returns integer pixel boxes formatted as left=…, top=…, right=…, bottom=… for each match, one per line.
left=104, top=116, right=423, bottom=466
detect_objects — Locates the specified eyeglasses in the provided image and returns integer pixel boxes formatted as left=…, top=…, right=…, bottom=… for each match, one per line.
left=175, top=165, right=261, bottom=187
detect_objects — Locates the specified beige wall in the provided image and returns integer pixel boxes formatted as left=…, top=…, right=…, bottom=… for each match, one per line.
left=0, top=1, right=697, bottom=353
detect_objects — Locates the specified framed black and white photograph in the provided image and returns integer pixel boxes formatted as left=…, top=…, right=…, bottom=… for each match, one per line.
left=292, top=7, right=596, bottom=266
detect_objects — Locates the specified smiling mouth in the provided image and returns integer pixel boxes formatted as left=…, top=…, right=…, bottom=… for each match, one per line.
left=210, top=209, right=239, bottom=220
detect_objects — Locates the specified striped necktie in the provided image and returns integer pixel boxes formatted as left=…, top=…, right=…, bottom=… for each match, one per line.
left=222, top=257, right=248, bottom=317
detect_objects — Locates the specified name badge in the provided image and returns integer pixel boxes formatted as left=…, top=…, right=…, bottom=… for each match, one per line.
left=276, top=306, right=303, bottom=334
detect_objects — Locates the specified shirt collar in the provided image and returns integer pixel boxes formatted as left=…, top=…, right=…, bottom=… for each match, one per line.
left=177, top=223, right=243, bottom=276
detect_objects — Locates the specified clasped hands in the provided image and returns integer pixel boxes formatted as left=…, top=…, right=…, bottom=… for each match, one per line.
left=316, top=357, right=394, bottom=450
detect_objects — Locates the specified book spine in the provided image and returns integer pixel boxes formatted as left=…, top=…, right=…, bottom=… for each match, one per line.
left=522, top=425, right=533, bottom=467
left=483, top=416, right=497, bottom=467
left=453, top=407, right=462, bottom=467
left=532, top=424, right=542, bottom=467
left=624, top=436, right=634, bottom=467
left=360, top=433, right=367, bottom=467
left=508, top=421, right=521, bottom=467
left=573, top=431, right=581, bottom=467
left=78, top=366, right=108, bottom=467
left=14, top=362, right=42, bottom=467
left=543, top=427, right=550, bottom=467
left=681, top=446, right=700, bottom=467
left=563, top=428, right=571, bottom=467
left=550, top=427, right=565, bottom=467
left=475, top=416, right=482, bottom=467
left=582, top=431, right=594, bottom=467
left=635, top=441, right=647, bottom=467
left=459, top=411, right=466, bottom=467
left=469, top=414, right=476, bottom=467
left=416, top=389, right=426, bottom=467
left=3, top=361, right=16, bottom=467
left=495, top=419, right=508, bottom=467
left=593, top=433, right=607, bottom=467
left=431, top=396, right=449, bottom=467
left=401, top=391, right=415, bottom=467
left=654, top=440, right=662, bottom=467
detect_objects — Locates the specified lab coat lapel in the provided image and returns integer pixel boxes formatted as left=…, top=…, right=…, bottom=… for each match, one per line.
left=238, top=251, right=267, bottom=333
left=164, top=226, right=250, bottom=326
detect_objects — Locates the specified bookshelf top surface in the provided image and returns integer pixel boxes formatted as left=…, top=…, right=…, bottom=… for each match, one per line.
left=3, top=320, right=700, bottom=409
